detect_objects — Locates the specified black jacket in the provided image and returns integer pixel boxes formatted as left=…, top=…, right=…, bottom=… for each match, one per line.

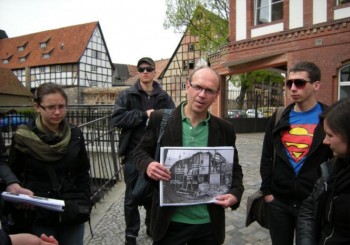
left=8, top=121, right=91, bottom=226
left=297, top=158, right=350, bottom=245
left=111, top=80, right=175, bottom=156
left=260, top=103, right=333, bottom=206
left=0, top=133, right=14, bottom=245
left=0, top=229, right=11, bottom=245
left=133, top=105, right=244, bottom=243
left=0, top=133, right=19, bottom=186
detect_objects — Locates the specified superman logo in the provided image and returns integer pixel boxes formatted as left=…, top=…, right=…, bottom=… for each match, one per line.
left=281, top=124, right=316, bottom=163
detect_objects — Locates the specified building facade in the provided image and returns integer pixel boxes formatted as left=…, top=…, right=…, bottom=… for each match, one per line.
left=159, top=30, right=207, bottom=106
left=210, top=0, right=350, bottom=116
left=0, top=22, right=113, bottom=104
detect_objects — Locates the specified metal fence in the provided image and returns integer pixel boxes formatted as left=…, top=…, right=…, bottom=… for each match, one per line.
left=79, top=115, right=122, bottom=205
left=225, top=88, right=285, bottom=118
left=0, top=105, right=122, bottom=206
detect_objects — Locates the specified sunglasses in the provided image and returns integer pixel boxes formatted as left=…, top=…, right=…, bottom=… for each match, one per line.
left=285, top=79, right=312, bottom=89
left=137, top=66, right=155, bottom=73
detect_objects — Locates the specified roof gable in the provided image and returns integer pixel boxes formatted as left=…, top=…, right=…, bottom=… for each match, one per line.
left=0, top=67, right=32, bottom=96
left=0, top=22, right=99, bottom=69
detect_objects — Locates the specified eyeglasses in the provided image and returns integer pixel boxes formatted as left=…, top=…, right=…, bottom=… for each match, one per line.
left=39, top=104, right=67, bottom=112
left=137, top=66, right=155, bottom=73
left=285, top=79, right=312, bottom=89
left=189, top=81, right=218, bottom=96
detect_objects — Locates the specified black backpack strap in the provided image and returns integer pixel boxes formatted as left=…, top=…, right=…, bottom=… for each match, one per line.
left=154, top=109, right=172, bottom=160
left=273, top=106, right=285, bottom=170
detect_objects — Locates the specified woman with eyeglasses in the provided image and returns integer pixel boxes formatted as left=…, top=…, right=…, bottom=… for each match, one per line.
left=6, top=82, right=91, bottom=245
left=297, top=98, right=350, bottom=245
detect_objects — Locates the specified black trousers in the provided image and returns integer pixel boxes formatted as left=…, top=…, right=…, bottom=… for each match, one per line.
left=153, top=222, right=220, bottom=245
left=268, top=198, right=299, bottom=245
left=123, top=157, right=152, bottom=237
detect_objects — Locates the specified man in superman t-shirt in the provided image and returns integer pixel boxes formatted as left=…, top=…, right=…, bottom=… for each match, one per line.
left=260, top=62, right=333, bottom=245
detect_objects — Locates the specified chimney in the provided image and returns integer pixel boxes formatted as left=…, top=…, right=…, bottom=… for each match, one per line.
left=0, top=30, right=9, bottom=39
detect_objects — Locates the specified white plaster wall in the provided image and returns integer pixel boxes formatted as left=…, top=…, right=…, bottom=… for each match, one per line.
left=251, top=22, right=284, bottom=38
left=334, top=6, right=350, bottom=20
left=313, top=0, right=327, bottom=24
left=236, top=0, right=247, bottom=41
left=289, top=0, right=304, bottom=29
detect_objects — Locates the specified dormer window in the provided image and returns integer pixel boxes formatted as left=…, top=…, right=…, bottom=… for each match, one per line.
left=19, top=52, right=30, bottom=62
left=2, top=54, right=12, bottom=64
left=42, top=48, right=54, bottom=59
left=17, top=41, right=28, bottom=52
left=40, top=37, right=51, bottom=49
left=40, top=42, right=47, bottom=48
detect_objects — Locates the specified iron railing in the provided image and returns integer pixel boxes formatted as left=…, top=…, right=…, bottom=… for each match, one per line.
left=79, top=116, right=122, bottom=205
left=0, top=105, right=122, bottom=206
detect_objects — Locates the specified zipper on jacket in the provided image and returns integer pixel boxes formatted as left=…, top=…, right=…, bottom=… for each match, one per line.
left=323, top=196, right=337, bottom=244
left=323, top=227, right=334, bottom=245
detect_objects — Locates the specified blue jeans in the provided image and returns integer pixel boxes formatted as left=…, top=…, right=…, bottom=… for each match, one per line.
left=124, top=156, right=152, bottom=238
left=32, top=223, right=84, bottom=245
left=268, top=198, right=299, bottom=245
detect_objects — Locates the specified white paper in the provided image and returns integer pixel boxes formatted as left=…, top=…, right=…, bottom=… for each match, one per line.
left=159, top=146, right=234, bottom=206
left=1, top=191, right=65, bottom=212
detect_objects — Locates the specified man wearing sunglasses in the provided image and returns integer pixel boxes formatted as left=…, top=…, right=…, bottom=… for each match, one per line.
left=112, top=57, right=175, bottom=245
left=260, top=61, right=333, bottom=245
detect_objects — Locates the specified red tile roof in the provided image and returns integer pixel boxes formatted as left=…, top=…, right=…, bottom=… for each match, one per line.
left=0, top=22, right=99, bottom=69
left=0, top=67, right=32, bottom=96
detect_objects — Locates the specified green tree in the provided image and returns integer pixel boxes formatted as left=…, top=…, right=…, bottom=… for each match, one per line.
left=232, top=71, right=285, bottom=110
left=164, top=0, right=229, bottom=52
left=165, top=0, right=285, bottom=108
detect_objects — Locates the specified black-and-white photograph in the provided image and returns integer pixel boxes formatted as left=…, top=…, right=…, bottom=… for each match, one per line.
left=160, top=146, right=234, bottom=206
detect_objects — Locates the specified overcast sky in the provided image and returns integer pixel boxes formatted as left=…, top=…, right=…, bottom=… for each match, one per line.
left=0, top=0, right=182, bottom=65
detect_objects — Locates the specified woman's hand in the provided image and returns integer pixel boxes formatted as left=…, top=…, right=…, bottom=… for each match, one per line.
left=6, top=183, right=34, bottom=197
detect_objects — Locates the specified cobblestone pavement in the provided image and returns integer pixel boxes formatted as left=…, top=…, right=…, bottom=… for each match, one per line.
left=84, top=133, right=271, bottom=245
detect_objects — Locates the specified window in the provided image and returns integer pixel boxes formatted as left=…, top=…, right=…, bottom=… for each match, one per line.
left=91, top=66, right=97, bottom=71
left=40, top=42, right=47, bottom=48
left=19, top=57, right=26, bottom=62
left=339, top=65, right=350, bottom=99
left=188, top=44, right=195, bottom=51
left=2, top=59, right=9, bottom=64
left=56, top=65, right=61, bottom=72
left=255, top=0, right=283, bottom=25
left=183, top=61, right=188, bottom=70
left=189, top=60, right=195, bottom=70
left=92, top=50, right=102, bottom=59
left=43, top=53, right=50, bottom=59
left=40, top=67, right=46, bottom=73
left=18, top=42, right=28, bottom=51
left=337, top=0, right=350, bottom=5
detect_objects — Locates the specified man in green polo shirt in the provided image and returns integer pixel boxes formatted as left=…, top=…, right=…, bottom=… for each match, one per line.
left=134, top=66, right=244, bottom=245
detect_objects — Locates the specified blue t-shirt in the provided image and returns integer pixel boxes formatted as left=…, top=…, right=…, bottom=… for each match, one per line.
left=281, top=103, right=322, bottom=175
